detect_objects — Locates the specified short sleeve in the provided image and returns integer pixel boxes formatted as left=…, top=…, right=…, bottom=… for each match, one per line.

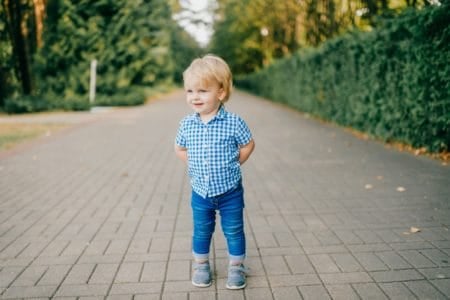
left=175, top=120, right=187, bottom=148
left=235, top=117, right=252, bottom=146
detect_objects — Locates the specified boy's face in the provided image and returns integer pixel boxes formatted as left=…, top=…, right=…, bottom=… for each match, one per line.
left=184, top=78, right=225, bottom=120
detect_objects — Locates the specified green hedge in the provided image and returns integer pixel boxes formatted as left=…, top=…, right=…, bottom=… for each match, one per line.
left=2, top=86, right=150, bottom=114
left=3, top=94, right=90, bottom=113
left=237, top=3, right=449, bottom=153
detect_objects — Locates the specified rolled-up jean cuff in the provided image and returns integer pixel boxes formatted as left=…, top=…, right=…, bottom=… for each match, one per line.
left=192, top=251, right=209, bottom=261
left=229, top=254, right=245, bottom=263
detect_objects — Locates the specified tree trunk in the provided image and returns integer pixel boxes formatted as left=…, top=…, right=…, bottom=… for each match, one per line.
left=33, top=0, right=45, bottom=48
left=4, top=0, right=33, bottom=95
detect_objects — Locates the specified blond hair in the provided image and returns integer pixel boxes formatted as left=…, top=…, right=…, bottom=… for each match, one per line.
left=183, top=54, right=233, bottom=102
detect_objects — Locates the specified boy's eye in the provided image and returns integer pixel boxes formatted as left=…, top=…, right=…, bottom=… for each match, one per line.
left=199, top=89, right=207, bottom=93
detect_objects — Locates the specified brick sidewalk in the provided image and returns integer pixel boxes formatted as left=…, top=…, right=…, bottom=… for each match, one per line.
left=0, top=90, right=449, bottom=299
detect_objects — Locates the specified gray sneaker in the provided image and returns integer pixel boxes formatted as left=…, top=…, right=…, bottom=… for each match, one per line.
left=192, top=261, right=212, bottom=287
left=226, top=264, right=248, bottom=289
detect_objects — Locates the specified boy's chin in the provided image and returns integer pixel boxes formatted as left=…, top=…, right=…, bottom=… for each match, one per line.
left=191, top=105, right=204, bottom=112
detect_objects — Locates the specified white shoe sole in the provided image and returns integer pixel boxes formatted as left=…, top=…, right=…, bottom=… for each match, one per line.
left=226, top=282, right=246, bottom=290
left=192, top=280, right=212, bottom=288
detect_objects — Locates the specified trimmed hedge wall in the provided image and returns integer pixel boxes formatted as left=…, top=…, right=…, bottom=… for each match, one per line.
left=237, top=3, right=449, bottom=153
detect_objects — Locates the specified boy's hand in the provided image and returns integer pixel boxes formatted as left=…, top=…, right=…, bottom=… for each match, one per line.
left=175, top=145, right=188, bottom=163
left=239, top=139, right=255, bottom=165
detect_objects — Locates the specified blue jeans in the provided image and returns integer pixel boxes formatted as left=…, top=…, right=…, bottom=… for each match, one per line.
left=191, top=183, right=246, bottom=262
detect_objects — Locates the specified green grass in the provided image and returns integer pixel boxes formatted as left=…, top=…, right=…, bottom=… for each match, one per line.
left=0, top=123, right=67, bottom=151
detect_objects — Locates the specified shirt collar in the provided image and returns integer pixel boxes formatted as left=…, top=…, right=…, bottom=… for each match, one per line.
left=194, top=104, right=226, bottom=123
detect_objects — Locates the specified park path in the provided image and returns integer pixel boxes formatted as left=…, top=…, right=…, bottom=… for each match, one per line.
left=0, top=90, right=449, bottom=299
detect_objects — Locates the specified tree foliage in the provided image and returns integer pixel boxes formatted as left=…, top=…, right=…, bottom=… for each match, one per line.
left=34, top=0, right=174, bottom=98
left=1, top=0, right=202, bottom=112
left=209, top=0, right=436, bottom=74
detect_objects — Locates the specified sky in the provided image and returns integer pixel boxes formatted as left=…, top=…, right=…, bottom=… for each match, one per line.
left=176, top=0, right=214, bottom=47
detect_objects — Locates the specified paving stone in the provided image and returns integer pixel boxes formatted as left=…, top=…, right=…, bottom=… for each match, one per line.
left=217, top=289, right=245, bottom=300
left=389, top=241, right=435, bottom=251
left=37, top=265, right=71, bottom=286
left=420, top=249, right=450, bottom=267
left=1, top=285, right=57, bottom=298
left=354, top=252, right=389, bottom=271
left=319, top=272, right=373, bottom=284
left=109, top=282, right=162, bottom=295
left=0, top=266, right=25, bottom=288
left=273, top=232, right=299, bottom=247
left=9, top=265, right=47, bottom=287
left=133, top=294, right=160, bottom=300
left=370, top=269, right=424, bottom=282
left=294, top=232, right=321, bottom=247
left=309, top=254, right=340, bottom=273
left=405, top=280, right=447, bottom=299
left=62, top=264, right=96, bottom=285
left=161, top=292, right=188, bottom=300
left=189, top=292, right=216, bottom=300
left=430, top=278, right=450, bottom=296
left=268, top=274, right=320, bottom=287
left=253, top=232, right=278, bottom=248
left=326, top=284, right=360, bottom=300
left=89, top=263, right=119, bottom=284
left=303, top=245, right=347, bottom=254
left=55, top=284, right=109, bottom=297
left=376, top=251, right=411, bottom=269
left=261, top=256, right=290, bottom=275
left=398, top=249, right=437, bottom=268
left=284, top=255, right=315, bottom=274
left=272, top=287, right=301, bottom=300
left=166, top=260, right=190, bottom=281
left=330, top=253, right=364, bottom=272
left=352, top=282, right=388, bottom=299
left=114, top=262, right=142, bottom=283
left=245, top=287, right=273, bottom=300
left=379, top=282, right=416, bottom=299
left=418, top=267, right=450, bottom=279
left=333, top=230, right=364, bottom=245
left=141, top=261, right=167, bottom=282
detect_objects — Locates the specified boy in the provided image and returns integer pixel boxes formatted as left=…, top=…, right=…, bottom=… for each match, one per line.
left=174, top=54, right=255, bottom=289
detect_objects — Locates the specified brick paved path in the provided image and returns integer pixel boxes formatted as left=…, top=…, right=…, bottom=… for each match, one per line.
left=1, top=90, right=449, bottom=299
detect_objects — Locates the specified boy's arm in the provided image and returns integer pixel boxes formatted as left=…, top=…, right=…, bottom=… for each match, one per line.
left=174, top=144, right=188, bottom=163
left=239, top=139, right=255, bottom=165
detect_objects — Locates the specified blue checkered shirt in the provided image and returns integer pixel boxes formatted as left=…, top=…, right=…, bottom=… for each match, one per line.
left=175, top=106, right=252, bottom=197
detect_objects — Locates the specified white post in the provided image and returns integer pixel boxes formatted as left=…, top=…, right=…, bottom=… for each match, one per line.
left=89, top=59, right=97, bottom=104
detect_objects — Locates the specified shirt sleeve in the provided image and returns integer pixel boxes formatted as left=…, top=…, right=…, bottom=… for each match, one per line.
left=175, top=120, right=187, bottom=148
left=235, top=117, right=252, bottom=146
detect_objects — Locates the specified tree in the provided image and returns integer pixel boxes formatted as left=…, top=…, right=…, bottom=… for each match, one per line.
left=208, top=0, right=432, bottom=75
left=2, top=0, right=34, bottom=95
left=34, top=0, right=175, bottom=97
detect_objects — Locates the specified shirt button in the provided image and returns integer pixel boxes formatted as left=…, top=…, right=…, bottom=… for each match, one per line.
left=204, top=175, right=209, bottom=180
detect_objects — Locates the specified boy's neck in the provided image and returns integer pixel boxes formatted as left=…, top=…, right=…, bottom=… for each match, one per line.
left=199, top=104, right=223, bottom=124
left=200, top=110, right=218, bottom=123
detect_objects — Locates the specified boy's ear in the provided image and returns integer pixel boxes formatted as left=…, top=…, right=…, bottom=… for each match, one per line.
left=219, top=88, right=226, bottom=101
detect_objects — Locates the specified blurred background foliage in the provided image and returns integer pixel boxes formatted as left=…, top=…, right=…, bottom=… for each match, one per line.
left=236, top=1, right=449, bottom=153
left=0, top=0, right=448, bottom=152
left=208, top=0, right=437, bottom=74
left=0, top=0, right=201, bottom=113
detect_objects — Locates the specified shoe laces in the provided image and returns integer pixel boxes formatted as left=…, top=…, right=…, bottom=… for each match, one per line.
left=229, top=264, right=249, bottom=274
left=194, top=262, right=210, bottom=271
